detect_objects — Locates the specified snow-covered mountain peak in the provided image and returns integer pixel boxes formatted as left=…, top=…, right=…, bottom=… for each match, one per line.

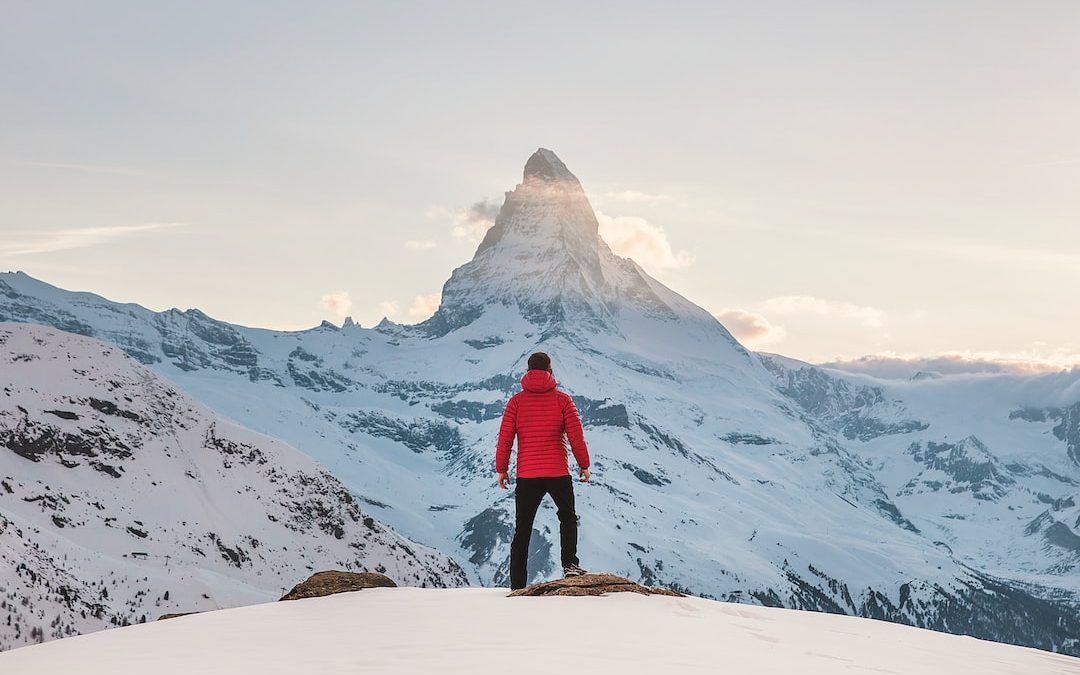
left=473, top=148, right=599, bottom=260
left=423, top=150, right=742, bottom=355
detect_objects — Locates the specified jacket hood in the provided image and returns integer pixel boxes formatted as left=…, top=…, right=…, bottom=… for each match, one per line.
left=521, top=369, right=557, bottom=393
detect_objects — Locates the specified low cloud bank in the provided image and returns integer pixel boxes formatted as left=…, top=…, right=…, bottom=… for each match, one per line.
left=822, top=352, right=1080, bottom=379
left=761, top=296, right=886, bottom=328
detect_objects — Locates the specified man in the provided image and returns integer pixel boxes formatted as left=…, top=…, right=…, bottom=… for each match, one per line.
left=496, top=351, right=591, bottom=590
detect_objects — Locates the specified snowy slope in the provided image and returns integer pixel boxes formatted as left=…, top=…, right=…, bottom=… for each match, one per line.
left=0, top=323, right=466, bottom=650
left=767, top=360, right=1080, bottom=594
left=1, top=588, right=1078, bottom=675
left=1, top=149, right=1079, bottom=653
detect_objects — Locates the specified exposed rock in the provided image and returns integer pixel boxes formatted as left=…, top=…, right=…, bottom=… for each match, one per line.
left=158, top=612, right=197, bottom=621
left=339, top=410, right=464, bottom=456
left=523, top=147, right=580, bottom=184
left=508, top=573, right=683, bottom=597
left=902, top=436, right=1015, bottom=501
left=280, top=570, right=397, bottom=601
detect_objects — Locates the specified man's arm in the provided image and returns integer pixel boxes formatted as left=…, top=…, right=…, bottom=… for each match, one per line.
left=495, top=396, right=518, bottom=488
left=562, top=396, right=590, bottom=477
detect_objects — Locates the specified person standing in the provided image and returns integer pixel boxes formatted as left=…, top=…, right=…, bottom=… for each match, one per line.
left=496, top=351, right=591, bottom=590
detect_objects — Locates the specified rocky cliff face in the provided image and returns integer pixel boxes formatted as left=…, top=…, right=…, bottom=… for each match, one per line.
left=2, top=149, right=1079, bottom=654
left=0, top=323, right=465, bottom=650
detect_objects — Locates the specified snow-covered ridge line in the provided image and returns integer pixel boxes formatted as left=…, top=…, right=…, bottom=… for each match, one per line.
left=1, top=588, right=1077, bottom=674
left=0, top=322, right=466, bottom=650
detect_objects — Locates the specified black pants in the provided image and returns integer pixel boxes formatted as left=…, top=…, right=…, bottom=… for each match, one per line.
left=510, top=475, right=579, bottom=590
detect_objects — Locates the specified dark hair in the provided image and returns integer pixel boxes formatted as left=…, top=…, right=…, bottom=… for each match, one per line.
left=527, top=351, right=552, bottom=371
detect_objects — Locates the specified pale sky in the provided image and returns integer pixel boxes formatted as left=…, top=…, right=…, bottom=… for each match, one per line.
left=2, top=2, right=1078, bottom=367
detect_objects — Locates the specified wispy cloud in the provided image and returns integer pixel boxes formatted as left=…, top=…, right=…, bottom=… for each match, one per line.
left=319, top=290, right=353, bottom=319
left=597, top=211, right=694, bottom=275
left=427, top=200, right=501, bottom=243
left=22, top=161, right=146, bottom=176
left=378, top=300, right=400, bottom=318
left=599, top=190, right=673, bottom=204
left=919, top=240, right=1080, bottom=270
left=1017, top=158, right=1080, bottom=169
left=377, top=294, right=441, bottom=321
left=0, top=223, right=183, bottom=256
left=714, top=308, right=786, bottom=348
left=823, top=347, right=1080, bottom=378
left=760, top=295, right=887, bottom=328
left=404, top=239, right=437, bottom=250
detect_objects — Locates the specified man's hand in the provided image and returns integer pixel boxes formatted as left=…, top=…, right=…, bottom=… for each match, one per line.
left=497, top=472, right=509, bottom=490
left=579, top=467, right=591, bottom=483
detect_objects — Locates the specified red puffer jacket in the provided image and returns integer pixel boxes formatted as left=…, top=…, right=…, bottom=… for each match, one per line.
left=495, top=370, right=590, bottom=478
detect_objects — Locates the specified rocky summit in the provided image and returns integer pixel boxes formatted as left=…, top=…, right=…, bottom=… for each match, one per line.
left=280, top=571, right=397, bottom=601
left=508, top=573, right=683, bottom=597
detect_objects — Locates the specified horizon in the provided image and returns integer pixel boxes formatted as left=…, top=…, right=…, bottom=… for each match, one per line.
left=2, top=4, right=1078, bottom=371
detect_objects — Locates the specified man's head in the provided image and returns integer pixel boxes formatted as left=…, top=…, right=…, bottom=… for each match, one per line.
left=527, top=351, right=552, bottom=372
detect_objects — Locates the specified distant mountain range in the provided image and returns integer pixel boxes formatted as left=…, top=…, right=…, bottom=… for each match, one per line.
left=1, top=149, right=1078, bottom=654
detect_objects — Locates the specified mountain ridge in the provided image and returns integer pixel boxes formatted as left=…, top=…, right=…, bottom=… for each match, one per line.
left=3, top=587, right=1078, bottom=675
left=0, top=322, right=465, bottom=650
left=2, top=149, right=1079, bottom=654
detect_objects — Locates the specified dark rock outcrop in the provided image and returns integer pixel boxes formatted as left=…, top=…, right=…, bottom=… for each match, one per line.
left=158, top=612, right=197, bottom=621
left=157, top=571, right=397, bottom=619
left=508, top=573, right=683, bottom=598
left=759, top=355, right=929, bottom=441
left=280, top=570, right=396, bottom=601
